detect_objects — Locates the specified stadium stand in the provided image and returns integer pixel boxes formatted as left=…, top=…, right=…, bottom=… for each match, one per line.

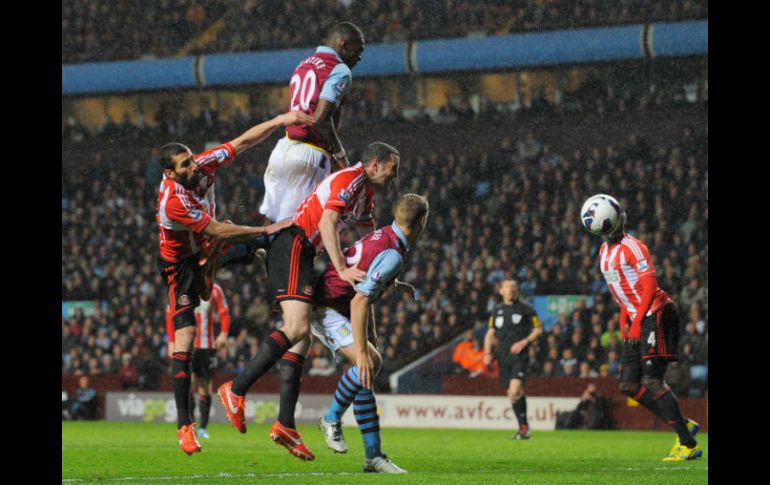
left=62, top=0, right=708, bottom=64
left=62, top=64, right=707, bottom=397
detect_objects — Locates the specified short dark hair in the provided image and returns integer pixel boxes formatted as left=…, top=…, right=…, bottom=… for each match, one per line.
left=361, top=141, right=399, bottom=166
left=158, top=143, right=191, bottom=171
left=328, top=21, right=363, bottom=42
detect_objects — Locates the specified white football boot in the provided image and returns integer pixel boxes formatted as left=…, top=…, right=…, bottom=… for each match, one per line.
left=364, top=454, right=407, bottom=474
left=318, top=416, right=348, bottom=453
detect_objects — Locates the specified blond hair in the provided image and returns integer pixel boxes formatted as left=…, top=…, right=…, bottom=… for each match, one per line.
left=394, top=193, right=429, bottom=229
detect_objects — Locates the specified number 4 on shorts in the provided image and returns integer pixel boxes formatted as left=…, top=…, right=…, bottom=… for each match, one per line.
left=647, top=331, right=656, bottom=346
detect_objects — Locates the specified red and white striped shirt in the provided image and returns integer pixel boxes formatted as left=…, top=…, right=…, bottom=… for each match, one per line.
left=292, top=162, right=375, bottom=253
left=156, top=178, right=212, bottom=263
left=166, top=283, right=230, bottom=350
left=599, top=235, right=672, bottom=319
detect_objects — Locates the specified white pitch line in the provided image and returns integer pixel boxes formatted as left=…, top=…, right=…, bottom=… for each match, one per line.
left=61, top=466, right=707, bottom=483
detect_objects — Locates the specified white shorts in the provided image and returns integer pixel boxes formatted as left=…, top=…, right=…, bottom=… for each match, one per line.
left=311, top=308, right=354, bottom=361
left=259, top=136, right=331, bottom=222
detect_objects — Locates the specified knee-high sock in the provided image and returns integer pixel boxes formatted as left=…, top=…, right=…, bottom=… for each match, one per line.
left=188, top=392, right=196, bottom=423
left=634, top=385, right=696, bottom=448
left=199, top=395, right=211, bottom=429
left=354, top=387, right=382, bottom=459
left=231, top=330, right=292, bottom=396
left=513, top=395, right=528, bottom=428
left=325, top=367, right=363, bottom=423
left=277, top=352, right=305, bottom=429
left=172, top=352, right=193, bottom=429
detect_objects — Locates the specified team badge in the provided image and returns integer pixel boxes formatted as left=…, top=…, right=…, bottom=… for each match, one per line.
left=512, top=314, right=522, bottom=324
left=179, top=295, right=191, bottom=306
left=339, top=326, right=350, bottom=337
left=215, top=148, right=228, bottom=161
left=636, top=259, right=649, bottom=272
left=495, top=316, right=504, bottom=328
left=338, top=189, right=351, bottom=203
left=372, top=271, right=383, bottom=282
left=303, top=285, right=314, bottom=296
left=189, top=209, right=202, bottom=221
left=334, top=80, right=347, bottom=97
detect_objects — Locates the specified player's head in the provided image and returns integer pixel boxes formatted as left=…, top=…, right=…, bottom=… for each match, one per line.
left=499, top=279, right=519, bottom=302
left=362, top=141, right=400, bottom=188
left=394, top=193, right=429, bottom=245
left=327, top=21, right=365, bottom=68
left=158, top=142, right=200, bottom=189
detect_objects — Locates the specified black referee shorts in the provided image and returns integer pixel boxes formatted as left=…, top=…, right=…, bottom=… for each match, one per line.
left=266, top=225, right=317, bottom=305
left=498, top=354, right=528, bottom=388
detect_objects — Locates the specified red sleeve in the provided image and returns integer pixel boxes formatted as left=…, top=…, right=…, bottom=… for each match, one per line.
left=212, top=285, right=231, bottom=335
left=323, top=172, right=359, bottom=213
left=165, top=306, right=175, bottom=343
left=165, top=192, right=212, bottom=233
left=194, top=143, right=236, bottom=176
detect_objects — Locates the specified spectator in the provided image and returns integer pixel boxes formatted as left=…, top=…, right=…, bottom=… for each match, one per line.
left=118, top=354, right=139, bottom=390
left=70, top=376, right=98, bottom=420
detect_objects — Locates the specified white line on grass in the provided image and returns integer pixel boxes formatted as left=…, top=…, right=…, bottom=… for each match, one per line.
left=61, top=466, right=707, bottom=483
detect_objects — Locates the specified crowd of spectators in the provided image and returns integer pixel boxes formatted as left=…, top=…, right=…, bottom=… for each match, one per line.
left=63, top=0, right=708, bottom=64
left=63, top=63, right=707, bottom=147
left=62, top=75, right=707, bottom=396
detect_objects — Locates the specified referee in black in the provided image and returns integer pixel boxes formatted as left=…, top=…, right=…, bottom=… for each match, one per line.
left=484, top=279, right=542, bottom=439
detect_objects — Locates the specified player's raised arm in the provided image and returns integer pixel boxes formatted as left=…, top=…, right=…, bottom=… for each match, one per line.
left=229, top=111, right=315, bottom=155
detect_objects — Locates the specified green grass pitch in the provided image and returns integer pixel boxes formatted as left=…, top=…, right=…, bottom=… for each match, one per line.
left=62, top=422, right=707, bottom=484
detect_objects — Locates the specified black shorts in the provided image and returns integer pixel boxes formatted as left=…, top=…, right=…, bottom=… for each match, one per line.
left=621, top=303, right=680, bottom=382
left=266, top=225, right=317, bottom=304
left=498, top=354, right=528, bottom=388
left=192, top=349, right=217, bottom=379
left=158, top=255, right=203, bottom=330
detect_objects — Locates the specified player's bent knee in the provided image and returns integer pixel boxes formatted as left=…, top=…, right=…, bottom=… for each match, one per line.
left=640, top=377, right=665, bottom=394
left=618, top=381, right=640, bottom=397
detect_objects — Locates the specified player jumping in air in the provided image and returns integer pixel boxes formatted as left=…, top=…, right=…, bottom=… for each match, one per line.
left=585, top=194, right=702, bottom=461
left=156, top=143, right=292, bottom=455
left=484, top=279, right=542, bottom=440
left=217, top=142, right=400, bottom=460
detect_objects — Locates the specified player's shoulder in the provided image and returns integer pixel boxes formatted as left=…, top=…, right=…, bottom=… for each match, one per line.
left=515, top=298, right=536, bottom=312
left=329, top=61, right=352, bottom=77
left=620, top=234, right=649, bottom=258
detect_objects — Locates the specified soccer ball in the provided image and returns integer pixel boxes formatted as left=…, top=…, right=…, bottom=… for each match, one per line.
left=580, top=194, right=624, bottom=236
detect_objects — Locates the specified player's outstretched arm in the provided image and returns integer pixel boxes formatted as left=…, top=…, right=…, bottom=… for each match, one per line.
left=351, top=292, right=374, bottom=389
left=229, top=111, right=315, bottom=155
left=202, top=219, right=269, bottom=240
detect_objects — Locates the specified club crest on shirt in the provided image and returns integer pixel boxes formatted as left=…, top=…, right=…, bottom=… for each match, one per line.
left=495, top=316, right=504, bottom=328
left=636, top=259, right=649, bottom=272
left=512, top=314, right=522, bottom=324
left=338, top=189, right=351, bottom=203
left=303, top=285, right=314, bottom=296
left=339, top=326, right=350, bottom=337
left=189, top=209, right=202, bottom=221
left=372, top=271, right=383, bottom=283
left=334, top=80, right=347, bottom=96
left=179, top=295, right=191, bottom=307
